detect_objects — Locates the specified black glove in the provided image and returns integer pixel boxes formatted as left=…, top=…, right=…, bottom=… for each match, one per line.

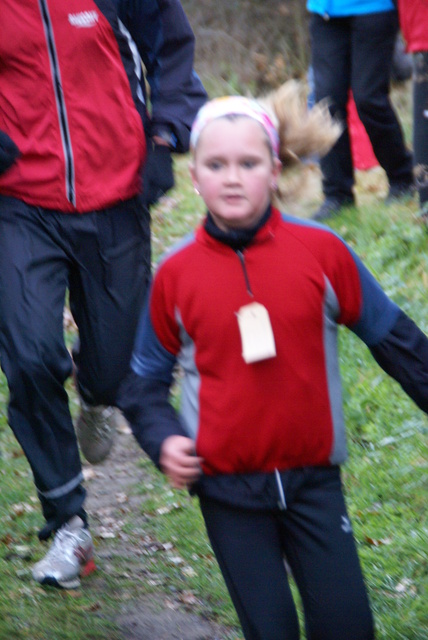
left=0, top=130, right=20, bottom=175
left=144, top=143, right=174, bottom=207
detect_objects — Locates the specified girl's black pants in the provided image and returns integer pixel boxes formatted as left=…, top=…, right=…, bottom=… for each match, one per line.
left=199, top=466, right=374, bottom=640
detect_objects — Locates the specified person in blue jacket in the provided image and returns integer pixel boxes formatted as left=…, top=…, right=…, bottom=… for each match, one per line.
left=308, top=0, right=414, bottom=220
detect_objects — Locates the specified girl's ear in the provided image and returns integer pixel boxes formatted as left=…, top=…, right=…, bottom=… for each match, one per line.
left=272, top=156, right=282, bottom=182
left=270, top=157, right=282, bottom=194
left=189, top=162, right=199, bottom=194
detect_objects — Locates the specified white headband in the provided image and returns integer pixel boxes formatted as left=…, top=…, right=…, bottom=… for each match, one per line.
left=190, top=96, right=280, bottom=157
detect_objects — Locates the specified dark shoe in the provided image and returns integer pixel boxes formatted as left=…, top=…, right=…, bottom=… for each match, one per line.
left=312, top=197, right=354, bottom=221
left=385, top=182, right=415, bottom=204
left=75, top=399, right=118, bottom=464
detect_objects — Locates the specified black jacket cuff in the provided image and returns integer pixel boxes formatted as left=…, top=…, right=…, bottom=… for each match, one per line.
left=370, top=309, right=428, bottom=413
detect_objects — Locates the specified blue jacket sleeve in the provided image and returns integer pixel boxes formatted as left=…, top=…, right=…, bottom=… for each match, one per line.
left=118, top=372, right=188, bottom=467
left=369, top=309, right=428, bottom=413
left=343, top=247, right=428, bottom=412
left=120, top=0, right=207, bottom=152
left=116, top=298, right=188, bottom=466
left=346, top=246, right=401, bottom=345
left=0, top=130, right=20, bottom=175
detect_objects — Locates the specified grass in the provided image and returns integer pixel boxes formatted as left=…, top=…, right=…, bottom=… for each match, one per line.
left=0, top=81, right=427, bottom=639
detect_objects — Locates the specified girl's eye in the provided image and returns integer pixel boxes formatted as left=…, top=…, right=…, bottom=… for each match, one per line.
left=242, top=159, right=257, bottom=168
left=207, top=161, right=222, bottom=170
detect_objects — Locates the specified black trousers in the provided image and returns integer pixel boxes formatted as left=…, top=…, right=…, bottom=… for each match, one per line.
left=413, top=52, right=428, bottom=207
left=0, top=195, right=150, bottom=538
left=310, top=11, right=413, bottom=202
left=199, top=467, right=374, bottom=640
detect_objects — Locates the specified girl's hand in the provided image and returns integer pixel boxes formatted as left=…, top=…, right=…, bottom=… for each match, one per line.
left=160, top=435, right=203, bottom=489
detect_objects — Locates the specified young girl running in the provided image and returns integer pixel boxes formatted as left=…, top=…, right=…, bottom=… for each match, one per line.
left=119, top=86, right=428, bottom=640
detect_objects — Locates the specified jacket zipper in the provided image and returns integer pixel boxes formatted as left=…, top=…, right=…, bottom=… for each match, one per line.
left=38, top=0, right=76, bottom=206
left=237, top=247, right=285, bottom=508
left=236, top=249, right=254, bottom=297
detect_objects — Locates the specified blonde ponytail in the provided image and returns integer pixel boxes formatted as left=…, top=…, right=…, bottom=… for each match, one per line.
left=259, top=80, right=342, bottom=205
left=261, top=79, right=341, bottom=167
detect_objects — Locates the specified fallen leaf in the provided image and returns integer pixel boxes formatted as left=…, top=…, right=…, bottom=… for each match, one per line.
left=1, top=534, right=13, bottom=546
left=395, top=578, right=416, bottom=594
left=11, top=502, right=36, bottom=517
left=12, top=545, right=32, bottom=559
left=179, top=591, right=198, bottom=605
left=98, top=528, right=116, bottom=539
left=364, top=536, right=392, bottom=547
left=82, top=467, right=97, bottom=481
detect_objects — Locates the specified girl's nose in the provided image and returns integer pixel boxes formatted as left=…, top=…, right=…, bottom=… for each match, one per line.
left=225, top=164, right=240, bottom=182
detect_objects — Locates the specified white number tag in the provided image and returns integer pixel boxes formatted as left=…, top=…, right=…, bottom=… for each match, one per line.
left=237, top=302, right=276, bottom=364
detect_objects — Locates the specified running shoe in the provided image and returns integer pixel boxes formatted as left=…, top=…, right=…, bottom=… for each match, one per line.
left=32, top=516, right=95, bottom=589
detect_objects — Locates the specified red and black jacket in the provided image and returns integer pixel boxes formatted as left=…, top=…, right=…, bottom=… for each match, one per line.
left=118, top=208, right=428, bottom=507
left=0, top=0, right=206, bottom=212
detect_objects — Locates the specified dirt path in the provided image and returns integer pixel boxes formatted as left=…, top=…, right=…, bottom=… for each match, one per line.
left=83, top=417, right=237, bottom=640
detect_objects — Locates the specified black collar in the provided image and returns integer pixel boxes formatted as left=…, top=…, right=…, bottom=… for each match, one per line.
left=204, top=206, right=272, bottom=250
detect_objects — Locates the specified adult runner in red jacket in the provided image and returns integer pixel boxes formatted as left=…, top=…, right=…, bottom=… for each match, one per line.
left=0, top=0, right=206, bottom=589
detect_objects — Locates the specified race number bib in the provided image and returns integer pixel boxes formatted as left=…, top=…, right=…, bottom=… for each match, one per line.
left=237, top=302, right=276, bottom=364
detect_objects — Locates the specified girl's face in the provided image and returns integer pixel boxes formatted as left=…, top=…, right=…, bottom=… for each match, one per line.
left=190, top=116, right=281, bottom=231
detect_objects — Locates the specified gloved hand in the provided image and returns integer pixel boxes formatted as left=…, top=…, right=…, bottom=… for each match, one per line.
left=0, top=130, right=20, bottom=175
left=144, top=143, right=174, bottom=207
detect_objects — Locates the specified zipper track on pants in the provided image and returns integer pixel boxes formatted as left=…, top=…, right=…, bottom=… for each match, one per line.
left=275, top=468, right=287, bottom=510
left=38, top=0, right=76, bottom=206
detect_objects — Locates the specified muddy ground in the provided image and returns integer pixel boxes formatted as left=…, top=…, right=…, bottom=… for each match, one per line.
left=84, top=417, right=238, bottom=640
